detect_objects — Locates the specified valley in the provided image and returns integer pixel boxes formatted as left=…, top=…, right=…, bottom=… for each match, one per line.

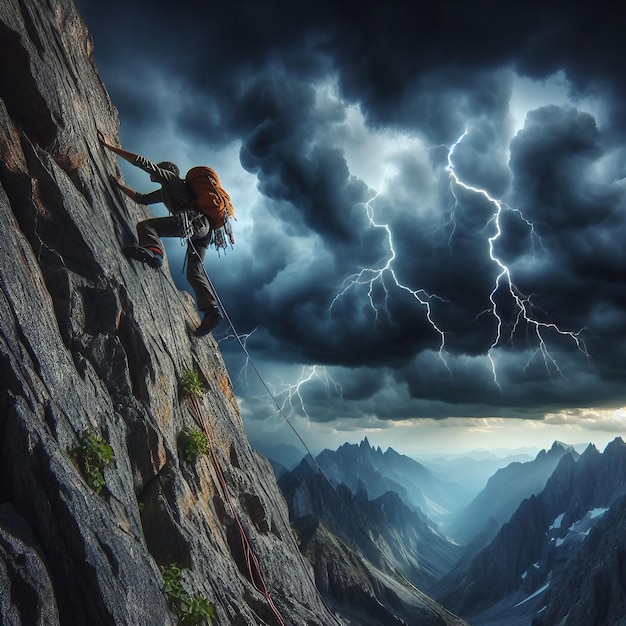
left=256, top=436, right=626, bottom=625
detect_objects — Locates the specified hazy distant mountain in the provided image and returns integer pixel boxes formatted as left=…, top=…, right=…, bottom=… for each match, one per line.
left=315, top=437, right=466, bottom=521
left=422, top=452, right=535, bottom=505
left=442, top=441, right=579, bottom=545
left=251, top=440, right=306, bottom=470
left=456, top=446, right=541, bottom=460
left=436, top=437, right=626, bottom=626
left=279, top=459, right=462, bottom=590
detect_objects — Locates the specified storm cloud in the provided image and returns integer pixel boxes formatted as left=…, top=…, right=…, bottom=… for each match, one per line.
left=77, top=0, right=626, bottom=428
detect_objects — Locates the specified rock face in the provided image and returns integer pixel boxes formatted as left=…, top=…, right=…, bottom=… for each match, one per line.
left=0, top=1, right=344, bottom=624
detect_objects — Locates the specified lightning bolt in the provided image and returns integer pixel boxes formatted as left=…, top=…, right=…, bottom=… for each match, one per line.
left=236, top=128, right=589, bottom=426
left=219, top=324, right=344, bottom=423
left=328, top=167, right=451, bottom=370
left=273, top=365, right=343, bottom=422
left=219, top=326, right=259, bottom=386
left=446, top=129, right=589, bottom=388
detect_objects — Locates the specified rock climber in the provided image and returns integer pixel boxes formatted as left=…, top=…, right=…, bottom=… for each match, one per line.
left=97, top=130, right=222, bottom=336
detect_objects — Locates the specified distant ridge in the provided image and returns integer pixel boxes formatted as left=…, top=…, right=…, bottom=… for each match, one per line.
left=443, top=440, right=579, bottom=545
left=315, top=437, right=467, bottom=521
left=436, top=437, right=626, bottom=626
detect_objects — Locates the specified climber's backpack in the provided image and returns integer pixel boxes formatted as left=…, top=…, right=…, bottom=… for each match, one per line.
left=185, top=166, right=236, bottom=250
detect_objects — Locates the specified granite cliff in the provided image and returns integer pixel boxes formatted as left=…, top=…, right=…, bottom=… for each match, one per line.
left=0, top=1, right=340, bottom=624
left=0, top=2, right=471, bottom=625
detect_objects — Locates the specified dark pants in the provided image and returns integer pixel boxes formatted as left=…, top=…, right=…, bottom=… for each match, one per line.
left=136, top=214, right=216, bottom=311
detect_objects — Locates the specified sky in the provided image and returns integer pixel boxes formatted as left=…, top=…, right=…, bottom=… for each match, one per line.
left=76, top=0, right=626, bottom=458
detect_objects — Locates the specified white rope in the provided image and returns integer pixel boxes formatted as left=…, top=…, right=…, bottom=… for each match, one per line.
left=185, top=239, right=427, bottom=622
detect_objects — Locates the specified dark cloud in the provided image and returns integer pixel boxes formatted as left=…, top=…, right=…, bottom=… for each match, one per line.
left=76, top=0, right=626, bottom=424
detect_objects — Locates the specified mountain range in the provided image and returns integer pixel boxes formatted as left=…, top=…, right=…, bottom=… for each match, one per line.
left=435, top=437, right=626, bottom=625
left=263, top=436, right=626, bottom=626
left=279, top=457, right=461, bottom=588
left=442, top=440, right=579, bottom=546
left=314, top=437, right=467, bottom=522
left=278, top=455, right=466, bottom=624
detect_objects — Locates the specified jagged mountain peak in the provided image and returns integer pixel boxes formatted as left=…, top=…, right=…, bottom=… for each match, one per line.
left=536, top=440, right=579, bottom=461
left=579, top=441, right=601, bottom=461
left=604, top=436, right=625, bottom=453
left=549, top=440, right=577, bottom=453
left=437, top=437, right=626, bottom=625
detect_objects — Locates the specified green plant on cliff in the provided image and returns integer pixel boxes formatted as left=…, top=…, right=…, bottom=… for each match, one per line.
left=178, top=428, right=210, bottom=463
left=160, top=563, right=214, bottom=625
left=70, top=430, right=114, bottom=494
left=180, top=370, right=204, bottom=397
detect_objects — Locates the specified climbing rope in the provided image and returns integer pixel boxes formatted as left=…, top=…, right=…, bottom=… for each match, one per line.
left=153, top=231, right=285, bottom=625
left=186, top=392, right=286, bottom=626
left=184, top=238, right=440, bottom=611
left=176, top=211, right=196, bottom=242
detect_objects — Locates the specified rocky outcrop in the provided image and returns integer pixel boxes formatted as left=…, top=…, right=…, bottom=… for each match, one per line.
left=0, top=1, right=345, bottom=624
left=279, top=461, right=466, bottom=624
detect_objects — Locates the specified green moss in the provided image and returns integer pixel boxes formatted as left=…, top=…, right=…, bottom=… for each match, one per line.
left=290, top=522, right=299, bottom=544
left=180, top=370, right=204, bottom=397
left=70, top=430, right=113, bottom=495
left=178, top=428, right=210, bottom=464
left=160, top=563, right=214, bottom=625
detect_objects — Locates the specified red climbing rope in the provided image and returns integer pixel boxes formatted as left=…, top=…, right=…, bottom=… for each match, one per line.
left=187, top=393, right=286, bottom=626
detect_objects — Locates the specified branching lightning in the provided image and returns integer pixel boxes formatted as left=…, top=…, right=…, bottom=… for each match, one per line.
left=446, top=129, right=589, bottom=388
left=220, top=326, right=259, bottom=385
left=253, top=127, right=590, bottom=424
left=273, top=365, right=343, bottom=422
left=325, top=128, right=588, bottom=394
left=328, top=167, right=451, bottom=370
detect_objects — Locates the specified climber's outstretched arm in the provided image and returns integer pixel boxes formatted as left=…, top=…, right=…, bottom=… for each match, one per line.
left=109, top=174, right=138, bottom=201
left=97, top=130, right=141, bottom=165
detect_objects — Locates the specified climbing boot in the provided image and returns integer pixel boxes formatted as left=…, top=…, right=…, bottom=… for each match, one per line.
left=125, top=245, right=163, bottom=268
left=196, top=307, right=222, bottom=337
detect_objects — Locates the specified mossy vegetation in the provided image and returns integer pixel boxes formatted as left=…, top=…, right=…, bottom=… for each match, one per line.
left=160, top=563, right=214, bottom=625
left=180, top=370, right=204, bottom=397
left=70, top=430, right=113, bottom=494
left=178, top=427, right=210, bottom=463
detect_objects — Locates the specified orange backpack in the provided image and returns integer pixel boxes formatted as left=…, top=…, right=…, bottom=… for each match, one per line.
left=185, top=166, right=236, bottom=229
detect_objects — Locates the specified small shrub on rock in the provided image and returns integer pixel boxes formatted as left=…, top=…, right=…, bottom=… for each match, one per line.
left=178, top=428, right=210, bottom=463
left=180, top=370, right=203, bottom=397
left=160, top=563, right=214, bottom=625
left=70, top=430, right=113, bottom=494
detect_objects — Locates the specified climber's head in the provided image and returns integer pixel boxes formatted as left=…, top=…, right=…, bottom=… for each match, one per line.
left=157, top=161, right=179, bottom=176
